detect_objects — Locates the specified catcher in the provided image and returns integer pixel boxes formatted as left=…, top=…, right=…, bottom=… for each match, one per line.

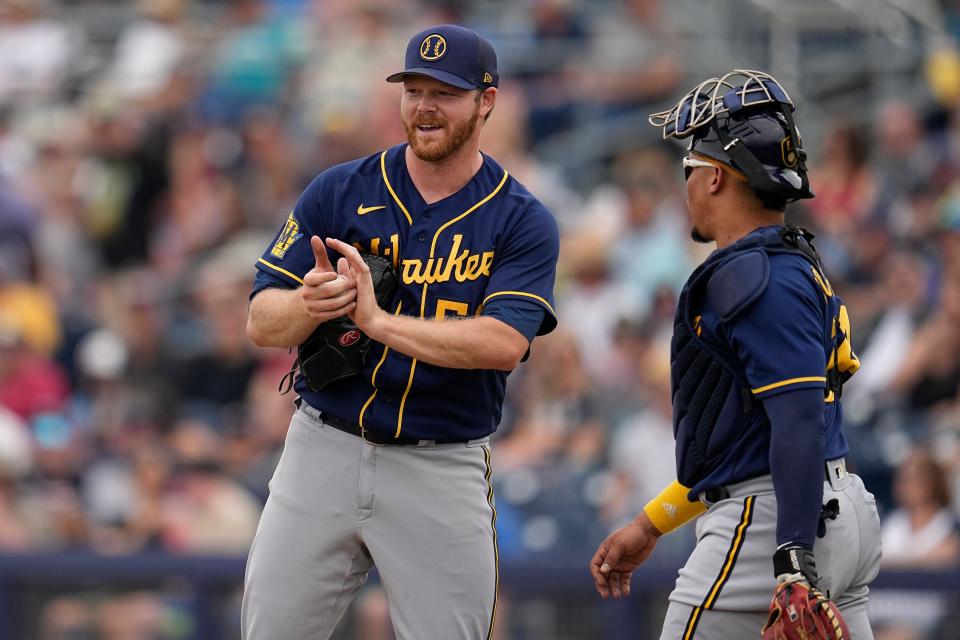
left=590, top=70, right=882, bottom=639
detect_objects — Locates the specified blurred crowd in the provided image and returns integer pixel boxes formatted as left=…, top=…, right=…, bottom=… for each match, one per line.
left=1, top=0, right=960, bottom=638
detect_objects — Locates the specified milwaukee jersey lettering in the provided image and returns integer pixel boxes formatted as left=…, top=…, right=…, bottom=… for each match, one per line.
left=253, top=144, right=559, bottom=442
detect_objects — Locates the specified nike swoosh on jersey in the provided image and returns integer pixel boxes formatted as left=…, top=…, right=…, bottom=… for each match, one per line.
left=357, top=204, right=387, bottom=215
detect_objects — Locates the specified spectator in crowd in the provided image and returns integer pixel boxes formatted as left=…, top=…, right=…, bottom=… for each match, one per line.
left=603, top=342, right=674, bottom=524
left=160, top=457, right=260, bottom=553
left=172, top=250, right=259, bottom=422
left=496, top=328, right=606, bottom=473
left=151, top=125, right=242, bottom=274
left=595, top=148, right=694, bottom=316
left=99, top=0, right=193, bottom=103
left=38, top=591, right=190, bottom=640
left=81, top=96, right=173, bottom=270
left=0, top=406, right=32, bottom=550
left=870, top=448, right=960, bottom=640
left=0, top=318, right=68, bottom=422
left=872, top=100, right=942, bottom=222
left=886, top=274, right=960, bottom=427
left=807, top=121, right=876, bottom=234
left=0, top=170, right=36, bottom=277
left=0, top=0, right=80, bottom=106
left=575, top=0, right=683, bottom=117
left=511, top=0, right=590, bottom=143
left=296, top=1, right=410, bottom=162
left=197, top=0, right=301, bottom=124
left=232, top=108, right=303, bottom=228
left=843, top=250, right=932, bottom=426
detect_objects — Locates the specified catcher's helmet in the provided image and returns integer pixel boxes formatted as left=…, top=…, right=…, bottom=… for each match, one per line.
left=649, top=70, right=814, bottom=203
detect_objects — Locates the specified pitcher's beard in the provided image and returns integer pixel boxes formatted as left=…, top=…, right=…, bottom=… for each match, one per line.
left=405, top=110, right=481, bottom=162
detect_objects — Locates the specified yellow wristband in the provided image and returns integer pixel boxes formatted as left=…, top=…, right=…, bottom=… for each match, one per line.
left=642, top=480, right=707, bottom=535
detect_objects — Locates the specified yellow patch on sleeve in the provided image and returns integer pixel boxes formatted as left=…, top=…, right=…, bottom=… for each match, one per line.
left=270, top=213, right=303, bottom=259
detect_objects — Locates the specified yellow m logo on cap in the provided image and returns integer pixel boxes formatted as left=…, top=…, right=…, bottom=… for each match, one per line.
left=420, top=34, right=447, bottom=61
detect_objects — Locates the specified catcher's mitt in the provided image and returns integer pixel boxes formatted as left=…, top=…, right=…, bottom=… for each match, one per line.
left=761, top=577, right=850, bottom=640
left=280, top=253, right=399, bottom=393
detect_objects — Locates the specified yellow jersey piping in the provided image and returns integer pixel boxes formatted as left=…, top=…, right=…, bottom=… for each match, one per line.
left=429, top=170, right=509, bottom=255
left=482, top=290, right=556, bottom=317
left=394, top=359, right=418, bottom=438
left=358, top=300, right=404, bottom=429
left=394, top=283, right=428, bottom=438
left=257, top=258, right=304, bottom=285
left=483, top=445, right=500, bottom=639
left=751, top=376, right=826, bottom=395
left=380, top=150, right=413, bottom=225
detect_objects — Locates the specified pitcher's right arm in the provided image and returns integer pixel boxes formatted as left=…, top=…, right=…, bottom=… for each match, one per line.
left=248, top=237, right=357, bottom=349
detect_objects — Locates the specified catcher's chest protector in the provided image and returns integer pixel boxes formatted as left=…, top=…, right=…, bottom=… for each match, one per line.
left=671, top=226, right=843, bottom=489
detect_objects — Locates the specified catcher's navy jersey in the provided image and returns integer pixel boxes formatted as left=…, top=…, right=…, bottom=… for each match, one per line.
left=252, top=144, right=559, bottom=442
left=681, top=226, right=859, bottom=495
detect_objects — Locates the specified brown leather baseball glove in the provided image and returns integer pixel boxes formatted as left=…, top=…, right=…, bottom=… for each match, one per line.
left=761, top=576, right=850, bottom=640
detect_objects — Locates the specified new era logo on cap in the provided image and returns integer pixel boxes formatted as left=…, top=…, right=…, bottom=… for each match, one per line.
left=386, top=24, right=499, bottom=91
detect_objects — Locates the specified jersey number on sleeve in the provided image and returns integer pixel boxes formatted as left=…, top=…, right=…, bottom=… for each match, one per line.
left=826, top=303, right=860, bottom=402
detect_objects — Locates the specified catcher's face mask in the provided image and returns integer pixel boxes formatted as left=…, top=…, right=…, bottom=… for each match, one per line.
left=649, top=70, right=793, bottom=140
left=650, top=70, right=813, bottom=203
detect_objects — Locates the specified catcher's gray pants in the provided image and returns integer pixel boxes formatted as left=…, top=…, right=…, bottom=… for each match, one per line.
left=241, top=405, right=499, bottom=640
left=659, top=462, right=882, bottom=639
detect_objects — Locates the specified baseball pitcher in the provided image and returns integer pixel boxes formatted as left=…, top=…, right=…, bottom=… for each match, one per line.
left=242, top=24, right=560, bottom=640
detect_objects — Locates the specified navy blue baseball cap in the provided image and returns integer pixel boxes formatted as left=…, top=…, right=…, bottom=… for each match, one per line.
left=386, top=24, right=499, bottom=90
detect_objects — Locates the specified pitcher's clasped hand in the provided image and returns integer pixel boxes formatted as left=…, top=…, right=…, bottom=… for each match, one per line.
left=301, top=235, right=356, bottom=323
left=324, top=238, right=388, bottom=336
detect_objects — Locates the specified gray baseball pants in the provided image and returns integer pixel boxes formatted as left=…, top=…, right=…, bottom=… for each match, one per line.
left=659, top=463, right=882, bottom=639
left=241, top=405, right=499, bottom=640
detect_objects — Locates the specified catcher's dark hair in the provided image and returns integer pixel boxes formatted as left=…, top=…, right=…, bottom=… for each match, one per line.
left=752, top=188, right=787, bottom=212
left=735, top=176, right=787, bottom=212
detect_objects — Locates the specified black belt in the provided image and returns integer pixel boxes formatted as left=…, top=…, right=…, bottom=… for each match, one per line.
left=320, top=413, right=427, bottom=445
left=701, top=486, right=732, bottom=504
left=702, top=458, right=848, bottom=504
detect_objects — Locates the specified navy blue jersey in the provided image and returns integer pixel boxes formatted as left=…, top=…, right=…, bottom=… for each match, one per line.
left=252, top=144, right=559, bottom=442
left=681, top=226, right=859, bottom=495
